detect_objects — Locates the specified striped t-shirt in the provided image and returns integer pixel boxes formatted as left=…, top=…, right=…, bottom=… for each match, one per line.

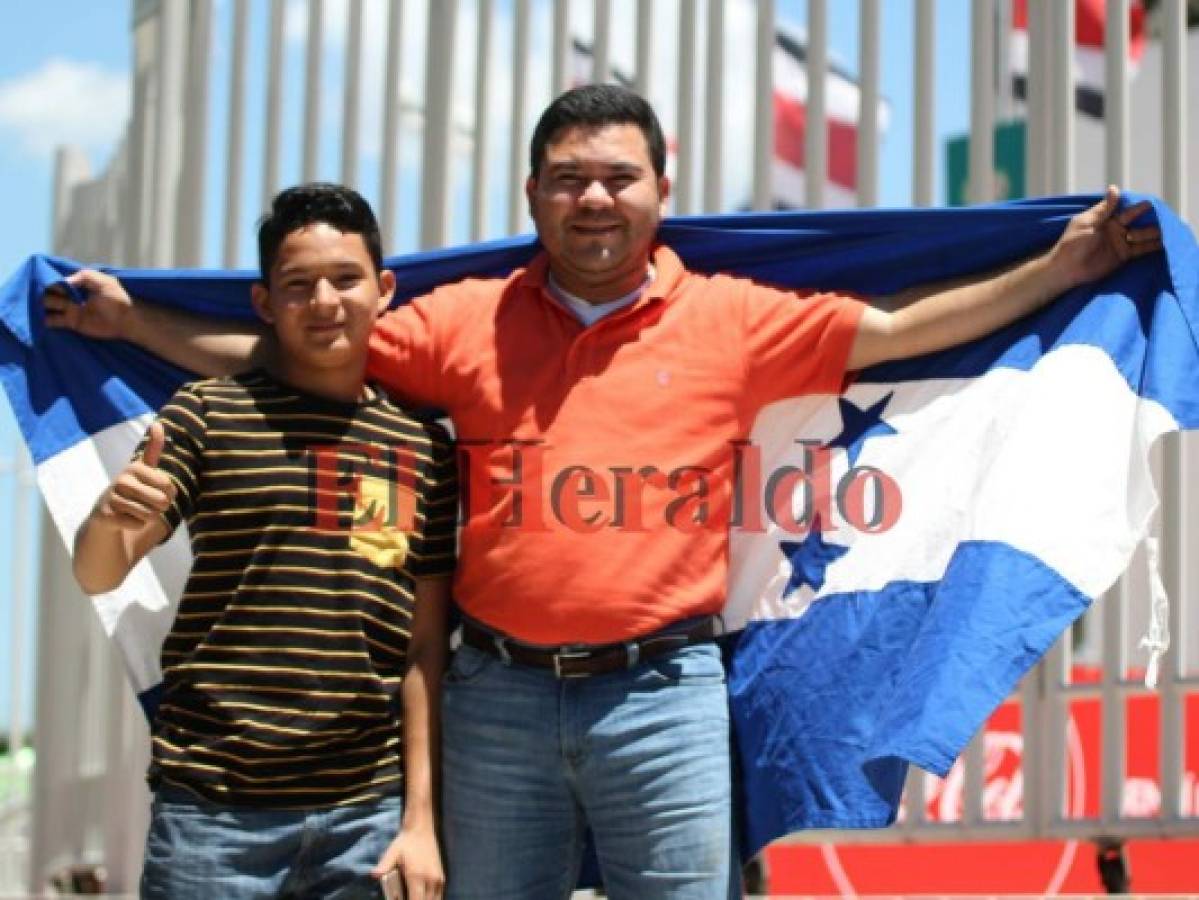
left=147, top=370, right=457, bottom=808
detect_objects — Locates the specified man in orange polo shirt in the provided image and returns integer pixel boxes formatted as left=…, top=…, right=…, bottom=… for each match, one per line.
left=47, top=85, right=1159, bottom=900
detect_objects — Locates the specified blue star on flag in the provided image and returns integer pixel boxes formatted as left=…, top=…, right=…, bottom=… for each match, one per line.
left=779, top=519, right=850, bottom=597
left=827, top=393, right=897, bottom=466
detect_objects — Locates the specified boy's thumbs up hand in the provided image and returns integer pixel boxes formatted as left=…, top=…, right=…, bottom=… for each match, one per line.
left=92, top=421, right=178, bottom=529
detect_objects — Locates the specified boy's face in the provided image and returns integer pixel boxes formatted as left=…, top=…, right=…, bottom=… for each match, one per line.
left=251, top=223, right=394, bottom=372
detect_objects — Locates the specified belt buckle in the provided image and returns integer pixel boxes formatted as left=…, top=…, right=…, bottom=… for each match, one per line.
left=552, top=647, right=594, bottom=679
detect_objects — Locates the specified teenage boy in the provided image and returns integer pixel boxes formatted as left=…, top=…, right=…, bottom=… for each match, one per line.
left=70, top=184, right=456, bottom=900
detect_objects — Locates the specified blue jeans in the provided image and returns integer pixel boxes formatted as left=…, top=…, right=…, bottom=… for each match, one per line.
left=441, top=641, right=736, bottom=900
left=139, top=786, right=401, bottom=899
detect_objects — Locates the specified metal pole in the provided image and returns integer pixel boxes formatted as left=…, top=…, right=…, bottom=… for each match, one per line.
left=421, top=0, right=459, bottom=248
left=551, top=0, right=570, bottom=97
left=593, top=0, right=611, bottom=84
left=262, top=0, right=285, bottom=209
left=912, top=0, right=935, bottom=206
left=675, top=0, right=698, bottom=215
left=857, top=0, right=880, bottom=207
left=149, top=0, right=187, bottom=266
left=1104, top=0, right=1129, bottom=187
left=702, top=0, right=725, bottom=212
left=995, top=0, right=1013, bottom=121
left=969, top=0, right=995, bottom=203
left=6, top=447, right=32, bottom=796
left=507, top=0, right=530, bottom=236
left=752, top=0, right=776, bottom=211
left=223, top=0, right=249, bottom=267
left=1162, top=0, right=1187, bottom=219
left=380, top=0, right=404, bottom=250
left=471, top=0, right=493, bottom=242
left=1100, top=583, right=1127, bottom=828
left=176, top=0, right=212, bottom=266
left=1160, top=3, right=1188, bottom=820
left=1024, top=0, right=1042, bottom=196
left=302, top=0, right=324, bottom=183
left=805, top=0, right=828, bottom=209
left=341, top=0, right=364, bottom=187
left=1049, top=0, right=1074, bottom=193
left=634, top=0, right=653, bottom=96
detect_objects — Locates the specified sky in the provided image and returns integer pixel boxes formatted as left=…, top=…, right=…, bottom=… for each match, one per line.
left=0, top=0, right=977, bottom=732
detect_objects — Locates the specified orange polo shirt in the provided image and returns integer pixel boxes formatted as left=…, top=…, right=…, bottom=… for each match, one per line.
left=368, top=245, right=864, bottom=644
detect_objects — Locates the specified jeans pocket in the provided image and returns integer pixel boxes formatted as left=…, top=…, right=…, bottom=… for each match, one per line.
left=443, top=644, right=497, bottom=686
left=644, top=643, right=726, bottom=687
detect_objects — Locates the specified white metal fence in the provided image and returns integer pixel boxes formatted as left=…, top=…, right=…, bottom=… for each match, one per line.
left=16, top=0, right=1199, bottom=893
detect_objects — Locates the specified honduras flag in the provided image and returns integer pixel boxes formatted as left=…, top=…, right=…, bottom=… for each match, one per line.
left=2, top=197, right=1196, bottom=851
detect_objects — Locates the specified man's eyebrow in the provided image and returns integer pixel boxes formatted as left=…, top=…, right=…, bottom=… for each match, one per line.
left=545, top=160, right=644, bottom=175
left=276, top=260, right=367, bottom=279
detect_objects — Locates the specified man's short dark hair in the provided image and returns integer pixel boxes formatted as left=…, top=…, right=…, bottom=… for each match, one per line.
left=528, top=84, right=667, bottom=179
left=257, top=183, right=384, bottom=282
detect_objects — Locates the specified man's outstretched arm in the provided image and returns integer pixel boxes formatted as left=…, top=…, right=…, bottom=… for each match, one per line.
left=847, top=187, right=1163, bottom=371
left=43, top=269, right=275, bottom=376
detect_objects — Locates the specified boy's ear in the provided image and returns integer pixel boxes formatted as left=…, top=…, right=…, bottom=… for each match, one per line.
left=376, top=269, right=397, bottom=315
left=250, top=283, right=274, bottom=324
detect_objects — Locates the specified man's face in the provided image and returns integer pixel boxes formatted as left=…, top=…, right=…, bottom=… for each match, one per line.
left=251, top=223, right=394, bottom=372
left=526, top=123, right=670, bottom=300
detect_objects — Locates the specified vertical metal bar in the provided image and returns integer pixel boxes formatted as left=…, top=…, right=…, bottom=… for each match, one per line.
left=963, top=731, right=986, bottom=827
left=593, top=0, right=611, bottom=84
left=902, top=762, right=928, bottom=827
left=421, top=0, right=459, bottom=248
left=302, top=0, right=324, bottom=183
left=379, top=0, right=404, bottom=251
left=857, top=0, right=880, bottom=207
left=6, top=447, right=31, bottom=788
left=634, top=0, right=653, bottom=96
left=1021, top=668, right=1044, bottom=833
left=1159, top=0, right=1188, bottom=791
left=805, top=0, right=827, bottom=209
left=176, top=0, right=212, bottom=266
left=1163, top=0, right=1187, bottom=219
left=1105, top=0, right=1129, bottom=187
left=223, top=0, right=249, bottom=267
left=1045, top=639, right=1070, bottom=824
left=703, top=0, right=725, bottom=212
left=1049, top=0, right=1074, bottom=193
left=751, top=0, right=775, bottom=211
left=969, top=0, right=995, bottom=204
left=551, top=0, right=570, bottom=97
left=341, top=0, right=364, bottom=187
left=507, top=0, right=530, bottom=235
left=1100, top=584, right=1127, bottom=827
left=912, top=0, right=935, bottom=207
left=675, top=0, right=698, bottom=215
left=995, top=0, right=1013, bottom=121
left=1024, top=0, right=1044, bottom=197
left=262, top=0, right=285, bottom=209
left=1159, top=443, right=1185, bottom=823
left=471, top=0, right=493, bottom=243
left=150, top=0, right=188, bottom=266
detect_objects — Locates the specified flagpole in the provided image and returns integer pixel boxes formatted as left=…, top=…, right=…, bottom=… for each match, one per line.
left=857, top=0, right=880, bottom=207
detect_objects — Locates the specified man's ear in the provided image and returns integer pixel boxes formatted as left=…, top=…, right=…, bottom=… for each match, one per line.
left=250, top=283, right=274, bottom=324
left=657, top=174, right=672, bottom=216
left=525, top=175, right=538, bottom=220
left=376, top=270, right=397, bottom=315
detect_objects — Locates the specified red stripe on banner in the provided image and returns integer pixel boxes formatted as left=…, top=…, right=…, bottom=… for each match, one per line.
left=1013, top=0, right=1144, bottom=60
left=773, top=93, right=857, bottom=192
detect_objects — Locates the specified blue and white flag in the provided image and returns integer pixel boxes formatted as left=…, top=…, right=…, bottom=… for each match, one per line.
left=2, top=197, right=1196, bottom=851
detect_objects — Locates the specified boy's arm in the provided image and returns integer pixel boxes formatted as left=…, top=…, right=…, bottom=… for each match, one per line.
left=43, top=269, right=274, bottom=377
left=847, top=187, right=1162, bottom=371
left=73, top=422, right=175, bottom=595
left=372, top=575, right=451, bottom=900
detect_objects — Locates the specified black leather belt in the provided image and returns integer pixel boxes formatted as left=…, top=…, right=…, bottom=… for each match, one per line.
left=460, top=617, right=719, bottom=679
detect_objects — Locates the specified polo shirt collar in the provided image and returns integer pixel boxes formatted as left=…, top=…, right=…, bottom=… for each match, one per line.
left=521, top=244, right=686, bottom=312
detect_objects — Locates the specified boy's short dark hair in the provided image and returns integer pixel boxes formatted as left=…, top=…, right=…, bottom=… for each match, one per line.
left=528, top=84, right=667, bottom=179
left=257, top=183, right=384, bottom=282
